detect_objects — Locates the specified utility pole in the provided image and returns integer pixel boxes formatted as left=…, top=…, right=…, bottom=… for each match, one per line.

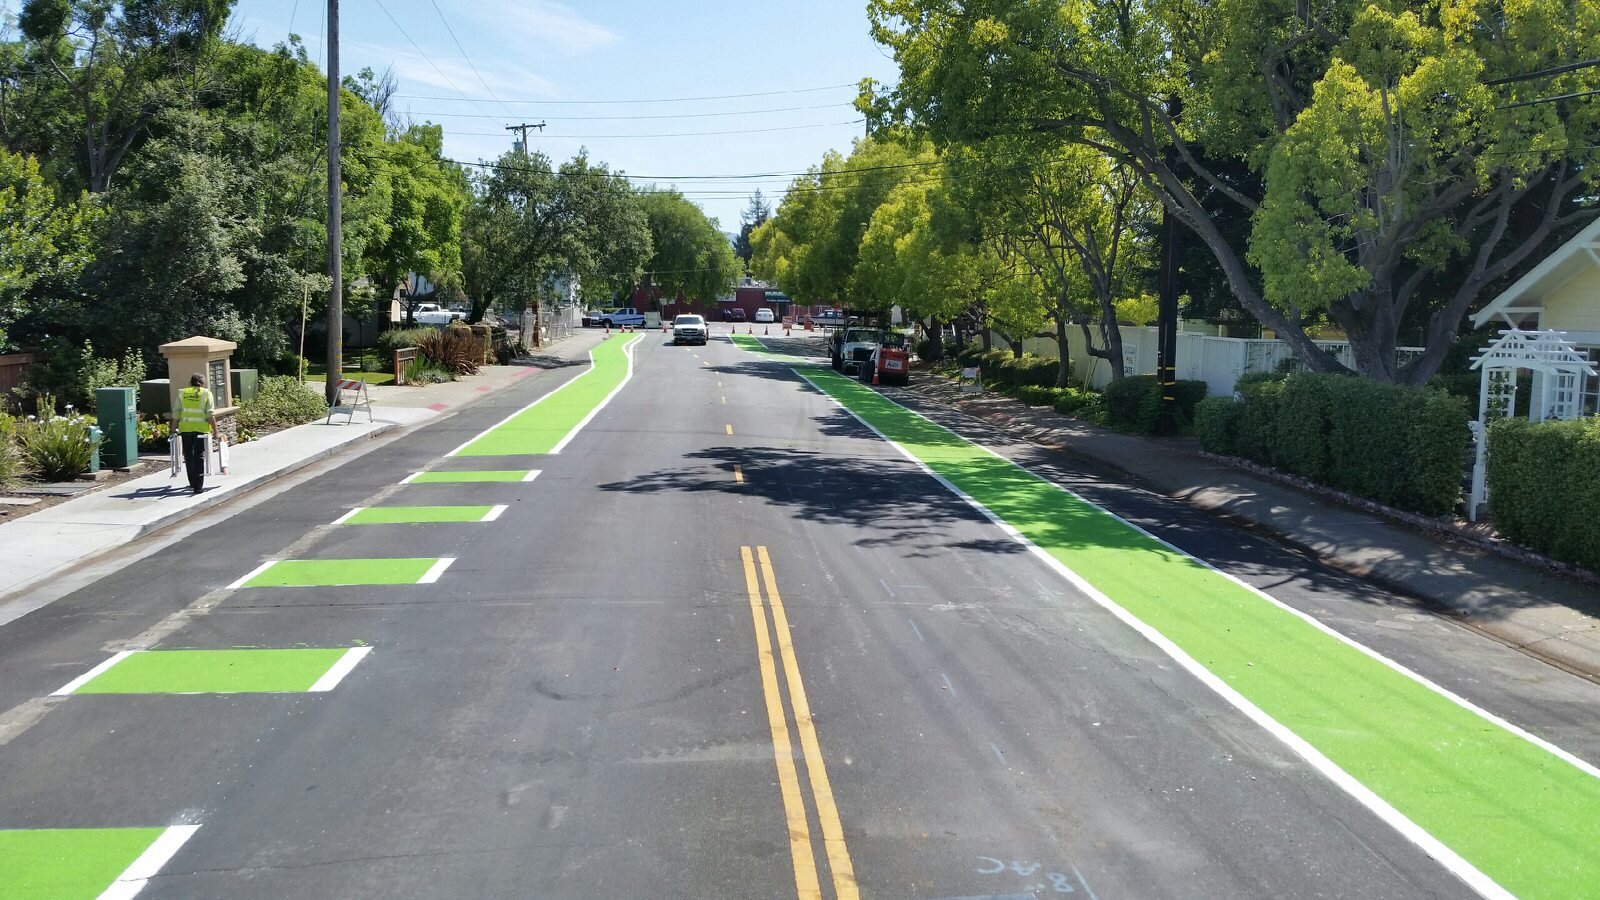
left=506, top=122, right=545, bottom=154
left=1155, top=95, right=1182, bottom=436
left=325, top=0, right=343, bottom=407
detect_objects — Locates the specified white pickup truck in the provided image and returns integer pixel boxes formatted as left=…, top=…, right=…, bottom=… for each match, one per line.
left=600, top=307, right=647, bottom=328
left=411, top=303, right=465, bottom=325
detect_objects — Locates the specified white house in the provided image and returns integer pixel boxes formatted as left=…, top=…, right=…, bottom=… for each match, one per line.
left=1471, top=215, right=1600, bottom=416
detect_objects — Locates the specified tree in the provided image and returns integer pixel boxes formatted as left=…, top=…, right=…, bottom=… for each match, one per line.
left=870, top=0, right=1600, bottom=384
left=733, top=188, right=771, bottom=263
left=17, top=0, right=235, bottom=193
left=637, top=187, right=741, bottom=306
left=462, top=151, right=650, bottom=320
left=363, top=124, right=469, bottom=322
left=951, top=141, right=1156, bottom=383
left=0, top=147, right=99, bottom=351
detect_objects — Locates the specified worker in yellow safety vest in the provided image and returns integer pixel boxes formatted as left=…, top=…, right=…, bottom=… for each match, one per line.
left=172, top=373, right=217, bottom=495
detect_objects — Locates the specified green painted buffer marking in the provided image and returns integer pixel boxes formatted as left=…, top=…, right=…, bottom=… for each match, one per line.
left=336, top=505, right=504, bottom=525
left=453, top=335, right=639, bottom=457
left=54, top=648, right=370, bottom=695
left=403, top=470, right=539, bottom=484
left=0, top=825, right=198, bottom=899
left=229, top=557, right=454, bottom=589
left=799, top=365, right=1600, bottom=899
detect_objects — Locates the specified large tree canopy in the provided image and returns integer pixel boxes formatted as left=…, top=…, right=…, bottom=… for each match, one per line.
left=870, top=0, right=1600, bottom=384
left=637, top=187, right=741, bottom=304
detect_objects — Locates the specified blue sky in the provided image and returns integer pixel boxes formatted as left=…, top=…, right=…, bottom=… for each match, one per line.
left=227, top=0, right=900, bottom=231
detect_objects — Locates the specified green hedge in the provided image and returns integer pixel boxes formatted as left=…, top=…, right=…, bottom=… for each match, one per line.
left=1102, top=375, right=1208, bottom=434
left=1218, top=371, right=1468, bottom=515
left=1487, top=417, right=1600, bottom=571
left=1194, top=396, right=1241, bottom=454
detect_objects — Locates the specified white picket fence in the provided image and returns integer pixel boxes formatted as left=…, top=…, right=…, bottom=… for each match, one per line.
left=1015, top=326, right=1424, bottom=395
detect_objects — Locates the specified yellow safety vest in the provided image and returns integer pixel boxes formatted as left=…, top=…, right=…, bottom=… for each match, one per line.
left=177, top=387, right=214, bottom=433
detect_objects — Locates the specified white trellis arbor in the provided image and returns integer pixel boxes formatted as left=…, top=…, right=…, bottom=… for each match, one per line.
left=1466, top=328, right=1598, bottom=520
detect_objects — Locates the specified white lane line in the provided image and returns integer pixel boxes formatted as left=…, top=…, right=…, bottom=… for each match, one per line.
left=878, top=578, right=896, bottom=598
left=399, top=472, right=420, bottom=484
left=51, top=651, right=133, bottom=697
left=444, top=339, right=622, bottom=457
left=308, top=647, right=374, bottom=693
left=481, top=505, right=509, bottom=523
left=908, top=618, right=925, bottom=642
left=330, top=508, right=362, bottom=525
left=99, top=823, right=201, bottom=900
left=549, top=335, right=641, bottom=455
left=940, top=672, right=958, bottom=699
left=521, top=469, right=542, bottom=482
left=794, top=369, right=1517, bottom=900
left=225, top=560, right=277, bottom=591
left=418, top=558, right=456, bottom=585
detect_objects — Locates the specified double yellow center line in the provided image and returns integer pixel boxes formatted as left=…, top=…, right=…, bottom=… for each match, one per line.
left=740, top=546, right=858, bottom=900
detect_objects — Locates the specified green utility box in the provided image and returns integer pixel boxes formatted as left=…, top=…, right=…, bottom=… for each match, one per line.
left=139, top=379, right=171, bottom=417
left=95, top=387, right=137, bottom=469
left=231, top=368, right=259, bottom=404
left=87, top=425, right=102, bottom=473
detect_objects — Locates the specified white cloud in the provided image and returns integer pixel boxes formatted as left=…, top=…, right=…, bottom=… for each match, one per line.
left=351, top=41, right=559, bottom=100
left=464, top=0, right=620, bottom=55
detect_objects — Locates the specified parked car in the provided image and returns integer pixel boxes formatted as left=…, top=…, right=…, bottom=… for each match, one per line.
left=811, top=308, right=847, bottom=327
left=754, top=308, right=775, bottom=323
left=601, top=307, right=646, bottom=328
left=409, top=302, right=465, bottom=326
left=672, top=314, right=708, bottom=345
left=581, top=309, right=606, bottom=327
left=722, top=307, right=747, bottom=322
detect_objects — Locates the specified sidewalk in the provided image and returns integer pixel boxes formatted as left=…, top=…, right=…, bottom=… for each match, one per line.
left=903, top=375, right=1600, bottom=679
left=0, top=332, right=608, bottom=608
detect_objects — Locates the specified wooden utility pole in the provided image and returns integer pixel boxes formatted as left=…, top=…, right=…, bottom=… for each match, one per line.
left=325, top=0, right=343, bottom=406
left=506, top=122, right=545, bottom=154
left=1156, top=95, right=1182, bottom=435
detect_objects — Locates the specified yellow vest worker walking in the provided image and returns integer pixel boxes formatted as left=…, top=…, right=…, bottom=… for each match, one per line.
left=173, top=373, right=216, bottom=495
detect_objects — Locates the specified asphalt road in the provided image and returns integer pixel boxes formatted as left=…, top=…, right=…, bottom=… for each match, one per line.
left=2, top=327, right=1597, bottom=899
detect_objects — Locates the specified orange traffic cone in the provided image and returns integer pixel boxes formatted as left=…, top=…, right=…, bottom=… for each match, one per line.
left=604, top=323, right=611, bottom=335
left=871, top=366, right=880, bottom=386
left=764, top=325, right=769, bottom=336
left=662, top=322, right=668, bottom=333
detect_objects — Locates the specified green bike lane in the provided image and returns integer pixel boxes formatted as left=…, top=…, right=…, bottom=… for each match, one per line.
left=731, top=334, right=1600, bottom=900
left=0, top=336, right=652, bottom=897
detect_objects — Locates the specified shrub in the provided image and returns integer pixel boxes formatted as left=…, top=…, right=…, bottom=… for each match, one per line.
left=76, top=341, right=146, bottom=402
left=377, top=327, right=434, bottom=353
left=17, top=415, right=97, bottom=481
left=1014, top=385, right=1062, bottom=406
left=956, top=344, right=988, bottom=366
left=418, top=325, right=482, bottom=377
left=136, top=417, right=170, bottom=452
left=1050, top=387, right=1098, bottom=417
left=1102, top=375, right=1209, bottom=434
left=403, top=358, right=452, bottom=385
left=1488, top=417, right=1600, bottom=571
left=1275, top=374, right=1342, bottom=481
left=237, top=377, right=328, bottom=432
left=0, top=415, right=19, bottom=488
left=1227, top=372, right=1468, bottom=515
left=1234, top=376, right=1286, bottom=463
left=1194, top=396, right=1242, bottom=455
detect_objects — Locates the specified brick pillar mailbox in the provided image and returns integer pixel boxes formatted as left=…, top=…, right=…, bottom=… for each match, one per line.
left=159, top=336, right=240, bottom=441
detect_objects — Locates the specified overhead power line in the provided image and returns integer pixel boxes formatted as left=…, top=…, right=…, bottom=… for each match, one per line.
left=369, top=0, right=498, bottom=120
left=393, top=82, right=887, bottom=105
left=431, top=119, right=866, bottom=138
left=427, top=0, right=514, bottom=117
left=396, top=102, right=851, bottom=122
left=442, top=155, right=955, bottom=182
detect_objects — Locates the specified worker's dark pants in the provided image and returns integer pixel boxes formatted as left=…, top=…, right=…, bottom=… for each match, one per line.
left=181, top=432, right=206, bottom=493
